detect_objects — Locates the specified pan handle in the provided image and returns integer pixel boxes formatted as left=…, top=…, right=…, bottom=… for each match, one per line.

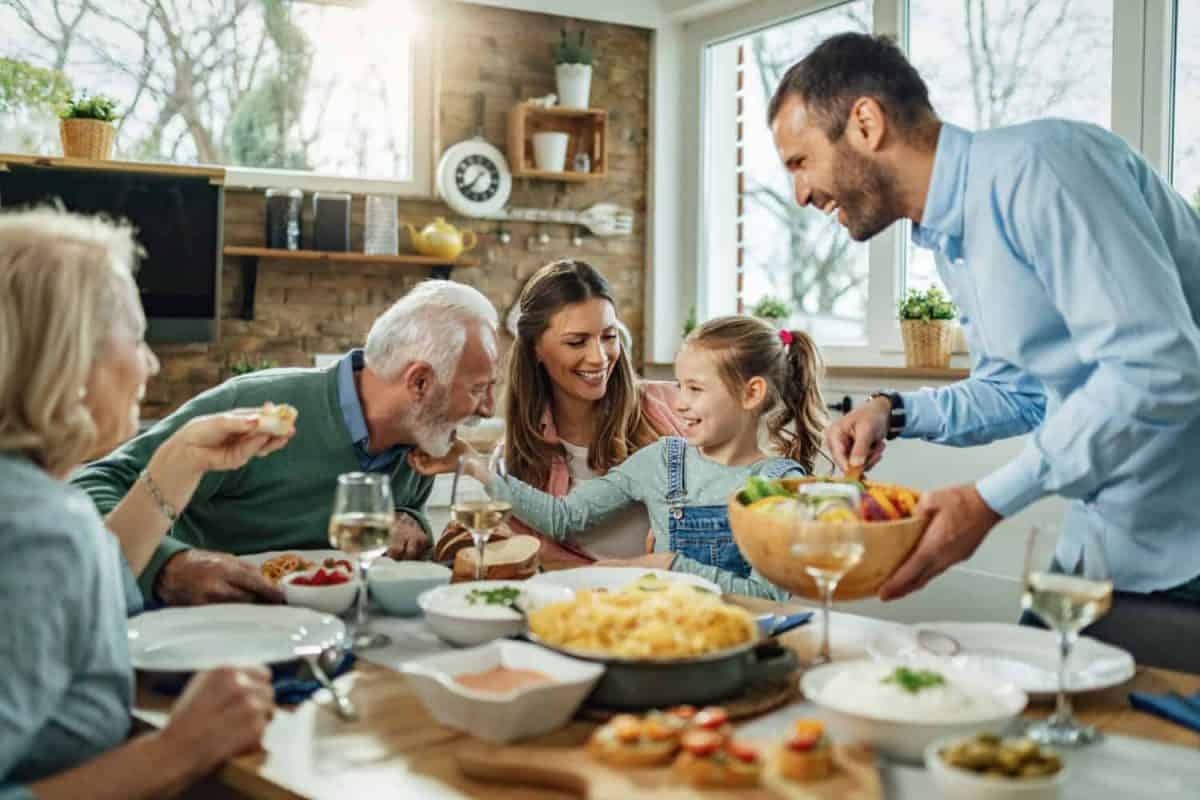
left=745, top=642, right=799, bottom=685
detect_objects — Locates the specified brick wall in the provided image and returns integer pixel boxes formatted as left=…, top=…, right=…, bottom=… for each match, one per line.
left=144, top=2, right=651, bottom=419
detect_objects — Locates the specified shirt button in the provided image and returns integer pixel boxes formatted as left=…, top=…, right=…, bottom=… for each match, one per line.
left=672, top=509, right=683, bottom=520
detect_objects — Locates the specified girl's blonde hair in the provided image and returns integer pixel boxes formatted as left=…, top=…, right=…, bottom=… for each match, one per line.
left=686, top=315, right=827, bottom=472
left=0, top=207, right=141, bottom=475
left=504, top=259, right=658, bottom=488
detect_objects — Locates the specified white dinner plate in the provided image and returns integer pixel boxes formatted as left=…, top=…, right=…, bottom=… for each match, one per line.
left=128, top=604, right=346, bottom=672
left=526, top=566, right=722, bottom=596
left=867, top=622, right=1135, bottom=698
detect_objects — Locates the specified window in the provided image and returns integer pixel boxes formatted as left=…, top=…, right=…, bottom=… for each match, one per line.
left=905, top=0, right=1115, bottom=294
left=1172, top=0, right=1200, bottom=208
left=703, top=1, right=874, bottom=345
left=0, top=0, right=433, bottom=195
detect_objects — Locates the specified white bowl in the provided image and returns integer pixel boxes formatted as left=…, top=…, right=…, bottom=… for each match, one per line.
left=281, top=569, right=359, bottom=616
left=801, top=660, right=1027, bottom=763
left=369, top=561, right=452, bottom=616
left=417, top=580, right=573, bottom=647
left=400, top=639, right=604, bottom=743
left=925, top=735, right=1069, bottom=800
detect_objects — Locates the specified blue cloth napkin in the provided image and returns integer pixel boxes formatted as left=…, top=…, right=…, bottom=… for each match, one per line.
left=1129, top=690, right=1200, bottom=733
left=145, top=652, right=357, bottom=705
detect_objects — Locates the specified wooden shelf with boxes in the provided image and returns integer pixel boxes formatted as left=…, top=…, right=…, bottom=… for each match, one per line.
left=506, top=104, right=606, bottom=182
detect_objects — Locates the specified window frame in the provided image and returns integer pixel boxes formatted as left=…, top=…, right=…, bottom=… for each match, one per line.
left=224, top=9, right=437, bottom=197
left=671, top=0, right=1178, bottom=369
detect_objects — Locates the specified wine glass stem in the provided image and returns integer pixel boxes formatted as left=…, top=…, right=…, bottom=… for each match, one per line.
left=814, top=575, right=837, bottom=663
left=354, top=557, right=371, bottom=634
left=1053, top=630, right=1076, bottom=724
left=473, top=530, right=484, bottom=580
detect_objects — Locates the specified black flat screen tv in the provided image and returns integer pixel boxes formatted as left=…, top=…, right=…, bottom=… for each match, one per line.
left=0, top=163, right=223, bottom=343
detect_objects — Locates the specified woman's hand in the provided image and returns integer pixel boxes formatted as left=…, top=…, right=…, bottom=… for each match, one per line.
left=156, top=665, right=274, bottom=780
left=166, top=410, right=294, bottom=476
left=408, top=440, right=484, bottom=479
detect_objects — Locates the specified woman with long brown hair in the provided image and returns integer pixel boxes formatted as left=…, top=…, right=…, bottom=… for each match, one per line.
left=503, top=259, right=684, bottom=562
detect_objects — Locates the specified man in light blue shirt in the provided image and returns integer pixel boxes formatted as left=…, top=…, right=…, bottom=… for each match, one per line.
left=770, top=33, right=1200, bottom=601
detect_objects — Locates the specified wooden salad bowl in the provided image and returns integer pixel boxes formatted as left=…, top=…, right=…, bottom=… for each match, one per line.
left=727, top=478, right=927, bottom=601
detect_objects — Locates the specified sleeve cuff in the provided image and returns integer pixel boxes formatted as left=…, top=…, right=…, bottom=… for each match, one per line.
left=898, top=390, right=942, bottom=439
left=975, top=445, right=1049, bottom=517
left=138, top=537, right=193, bottom=603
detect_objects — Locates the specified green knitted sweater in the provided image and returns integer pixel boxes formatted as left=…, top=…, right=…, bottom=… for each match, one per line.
left=70, top=364, right=433, bottom=601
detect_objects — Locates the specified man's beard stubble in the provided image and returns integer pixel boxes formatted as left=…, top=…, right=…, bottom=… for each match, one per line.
left=832, top=140, right=903, bottom=242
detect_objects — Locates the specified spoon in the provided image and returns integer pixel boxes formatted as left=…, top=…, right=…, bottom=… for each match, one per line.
left=917, top=628, right=962, bottom=658
left=307, top=647, right=358, bottom=721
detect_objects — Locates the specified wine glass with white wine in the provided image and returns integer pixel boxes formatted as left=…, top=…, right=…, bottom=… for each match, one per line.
left=449, top=449, right=512, bottom=580
left=790, top=490, right=865, bottom=665
left=1021, top=525, right=1113, bottom=746
left=329, top=472, right=395, bottom=651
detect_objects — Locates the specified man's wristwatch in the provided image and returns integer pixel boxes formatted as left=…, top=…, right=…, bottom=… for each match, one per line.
left=869, top=391, right=906, bottom=440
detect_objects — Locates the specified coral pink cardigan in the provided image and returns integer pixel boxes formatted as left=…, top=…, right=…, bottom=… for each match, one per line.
left=508, top=381, right=685, bottom=565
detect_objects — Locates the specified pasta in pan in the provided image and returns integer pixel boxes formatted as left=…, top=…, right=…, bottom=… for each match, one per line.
left=527, top=581, right=756, bottom=659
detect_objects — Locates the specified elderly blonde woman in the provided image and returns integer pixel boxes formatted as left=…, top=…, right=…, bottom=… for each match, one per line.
left=0, top=208, right=286, bottom=799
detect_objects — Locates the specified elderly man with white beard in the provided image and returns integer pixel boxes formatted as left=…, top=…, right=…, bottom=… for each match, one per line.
left=73, top=281, right=499, bottom=606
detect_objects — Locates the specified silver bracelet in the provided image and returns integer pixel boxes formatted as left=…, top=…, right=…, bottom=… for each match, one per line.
left=139, top=467, right=179, bottom=525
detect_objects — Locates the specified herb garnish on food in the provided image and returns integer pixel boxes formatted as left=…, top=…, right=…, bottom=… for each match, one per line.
left=466, top=586, right=522, bottom=606
left=883, top=666, right=946, bottom=694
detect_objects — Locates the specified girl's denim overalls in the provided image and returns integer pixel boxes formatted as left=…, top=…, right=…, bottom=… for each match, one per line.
left=663, top=437, right=799, bottom=578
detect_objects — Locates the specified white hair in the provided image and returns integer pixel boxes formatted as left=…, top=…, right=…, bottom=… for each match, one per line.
left=364, top=280, right=499, bottom=383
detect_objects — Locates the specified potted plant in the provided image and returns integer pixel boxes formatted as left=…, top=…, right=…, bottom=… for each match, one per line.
left=751, top=296, right=791, bottom=329
left=553, top=29, right=593, bottom=109
left=58, top=92, right=119, bottom=160
left=898, top=287, right=958, bottom=368
left=229, top=356, right=279, bottom=378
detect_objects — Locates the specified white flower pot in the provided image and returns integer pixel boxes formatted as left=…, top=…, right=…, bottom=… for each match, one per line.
left=532, top=132, right=570, bottom=172
left=555, top=62, right=592, bottom=109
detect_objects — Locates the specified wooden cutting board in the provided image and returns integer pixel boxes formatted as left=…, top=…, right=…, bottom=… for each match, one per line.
left=456, top=738, right=882, bottom=800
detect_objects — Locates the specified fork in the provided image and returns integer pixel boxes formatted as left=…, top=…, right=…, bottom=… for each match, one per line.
left=481, top=203, right=634, bottom=237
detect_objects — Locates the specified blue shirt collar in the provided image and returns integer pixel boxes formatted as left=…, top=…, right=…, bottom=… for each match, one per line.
left=911, top=122, right=972, bottom=262
left=336, top=348, right=408, bottom=470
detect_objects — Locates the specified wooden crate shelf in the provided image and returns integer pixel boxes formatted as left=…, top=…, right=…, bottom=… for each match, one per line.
left=223, top=246, right=480, bottom=320
left=507, top=104, right=606, bottom=181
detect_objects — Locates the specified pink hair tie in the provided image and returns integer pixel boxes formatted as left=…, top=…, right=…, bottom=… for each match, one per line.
left=779, top=329, right=794, bottom=347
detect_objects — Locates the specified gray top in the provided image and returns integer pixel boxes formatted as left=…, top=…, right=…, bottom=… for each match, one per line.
left=489, top=439, right=799, bottom=599
left=0, top=455, right=133, bottom=798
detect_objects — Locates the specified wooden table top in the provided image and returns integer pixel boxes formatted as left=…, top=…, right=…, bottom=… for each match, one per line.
left=136, top=596, right=1200, bottom=800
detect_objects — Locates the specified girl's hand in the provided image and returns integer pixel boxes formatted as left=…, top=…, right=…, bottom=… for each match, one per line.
left=164, top=410, right=293, bottom=476
left=596, top=553, right=676, bottom=570
left=408, top=440, right=484, bottom=479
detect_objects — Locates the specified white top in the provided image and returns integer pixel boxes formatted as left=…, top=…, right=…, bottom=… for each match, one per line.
left=560, top=440, right=653, bottom=560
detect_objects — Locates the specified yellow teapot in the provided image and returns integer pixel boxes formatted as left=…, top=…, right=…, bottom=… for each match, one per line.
left=406, top=217, right=477, bottom=260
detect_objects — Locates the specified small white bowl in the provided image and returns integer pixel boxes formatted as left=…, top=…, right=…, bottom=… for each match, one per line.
left=417, top=580, right=573, bottom=647
left=801, top=660, right=1027, bottom=763
left=369, top=561, right=452, bottom=616
left=281, top=569, right=359, bottom=616
left=925, top=735, right=1069, bottom=800
left=400, top=639, right=604, bottom=743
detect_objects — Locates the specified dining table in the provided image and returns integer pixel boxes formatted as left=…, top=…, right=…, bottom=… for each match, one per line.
left=134, top=592, right=1200, bottom=800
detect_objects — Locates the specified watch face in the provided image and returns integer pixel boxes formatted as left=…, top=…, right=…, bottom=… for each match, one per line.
left=455, top=154, right=501, bottom=203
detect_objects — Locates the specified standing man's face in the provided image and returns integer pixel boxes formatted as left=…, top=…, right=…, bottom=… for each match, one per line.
left=770, top=94, right=902, bottom=242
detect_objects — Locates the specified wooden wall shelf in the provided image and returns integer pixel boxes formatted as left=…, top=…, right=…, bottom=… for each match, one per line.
left=223, top=246, right=480, bottom=320
left=507, top=104, right=606, bottom=181
left=0, top=152, right=225, bottom=184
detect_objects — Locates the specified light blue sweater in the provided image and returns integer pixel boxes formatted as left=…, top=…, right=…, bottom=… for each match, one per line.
left=0, top=455, right=133, bottom=799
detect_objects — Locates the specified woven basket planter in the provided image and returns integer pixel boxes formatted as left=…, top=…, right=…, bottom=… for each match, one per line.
left=60, top=118, right=115, bottom=160
left=900, top=319, right=956, bottom=368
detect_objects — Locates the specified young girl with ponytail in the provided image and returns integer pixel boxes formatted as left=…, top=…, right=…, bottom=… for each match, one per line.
left=412, top=315, right=827, bottom=598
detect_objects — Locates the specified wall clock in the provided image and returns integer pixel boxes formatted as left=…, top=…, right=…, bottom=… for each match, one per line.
left=436, top=94, right=512, bottom=218
left=436, top=139, right=512, bottom=218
